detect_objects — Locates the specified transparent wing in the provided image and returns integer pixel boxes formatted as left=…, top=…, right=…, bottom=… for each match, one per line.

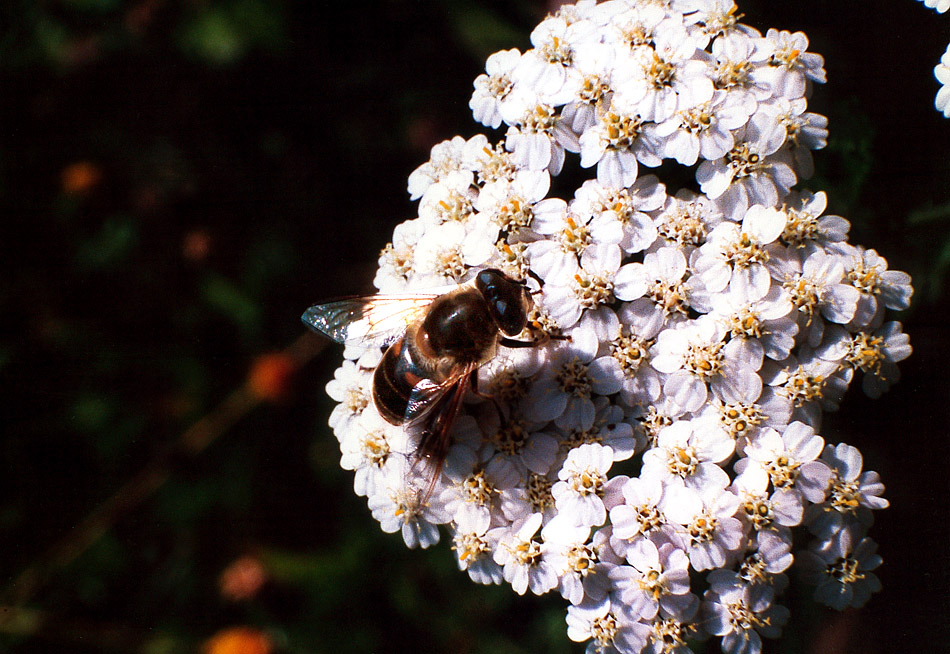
left=301, top=294, right=439, bottom=348
left=403, top=365, right=471, bottom=425
left=403, top=363, right=477, bottom=502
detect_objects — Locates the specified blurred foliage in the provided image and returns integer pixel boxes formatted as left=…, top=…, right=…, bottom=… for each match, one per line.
left=0, top=0, right=948, bottom=653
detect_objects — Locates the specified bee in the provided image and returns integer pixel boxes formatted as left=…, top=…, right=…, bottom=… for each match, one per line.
left=303, top=268, right=541, bottom=488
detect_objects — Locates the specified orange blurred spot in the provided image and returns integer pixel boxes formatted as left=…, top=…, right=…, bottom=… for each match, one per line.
left=61, top=161, right=102, bottom=196
left=247, top=353, right=296, bottom=403
left=203, top=627, right=272, bottom=654
left=183, top=229, right=213, bottom=262
left=219, top=555, right=268, bottom=602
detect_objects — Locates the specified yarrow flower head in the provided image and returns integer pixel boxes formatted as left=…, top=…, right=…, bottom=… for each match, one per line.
left=310, top=2, right=912, bottom=653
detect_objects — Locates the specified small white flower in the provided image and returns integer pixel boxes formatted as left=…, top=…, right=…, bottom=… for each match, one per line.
left=491, top=512, right=560, bottom=595
left=609, top=540, right=695, bottom=621
left=367, top=460, right=450, bottom=549
left=690, top=204, right=787, bottom=302
left=452, top=524, right=504, bottom=585
left=566, top=597, right=651, bottom=654
left=609, top=475, right=676, bottom=555
left=542, top=517, right=613, bottom=603
left=703, top=571, right=790, bottom=654
left=662, top=484, right=744, bottom=571
left=735, top=421, right=833, bottom=505
left=805, top=442, right=888, bottom=538
left=471, top=48, right=524, bottom=129
left=798, top=524, right=883, bottom=609
left=553, top=442, right=619, bottom=527
left=696, top=112, right=796, bottom=221
left=641, top=418, right=735, bottom=494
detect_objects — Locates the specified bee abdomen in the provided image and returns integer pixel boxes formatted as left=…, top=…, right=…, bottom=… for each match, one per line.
left=373, top=336, right=425, bottom=425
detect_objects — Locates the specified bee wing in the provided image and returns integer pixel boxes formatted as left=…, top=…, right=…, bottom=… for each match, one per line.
left=403, top=363, right=477, bottom=502
left=302, top=294, right=440, bottom=348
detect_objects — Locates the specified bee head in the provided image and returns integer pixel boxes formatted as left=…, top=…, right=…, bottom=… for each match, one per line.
left=475, top=268, right=532, bottom=337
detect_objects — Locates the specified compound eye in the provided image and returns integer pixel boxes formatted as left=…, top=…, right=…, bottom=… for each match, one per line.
left=476, top=268, right=528, bottom=335
left=494, top=298, right=523, bottom=336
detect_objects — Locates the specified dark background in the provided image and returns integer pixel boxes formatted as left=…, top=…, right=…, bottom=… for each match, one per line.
left=1, top=0, right=948, bottom=652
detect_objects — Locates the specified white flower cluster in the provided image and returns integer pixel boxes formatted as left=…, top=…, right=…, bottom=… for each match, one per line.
left=322, top=2, right=913, bottom=653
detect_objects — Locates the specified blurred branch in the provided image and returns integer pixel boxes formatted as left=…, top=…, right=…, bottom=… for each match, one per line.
left=0, top=332, right=327, bottom=612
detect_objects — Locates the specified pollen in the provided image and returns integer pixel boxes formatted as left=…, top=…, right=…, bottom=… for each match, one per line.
left=610, top=332, right=652, bottom=375
left=780, top=206, right=821, bottom=248
left=494, top=240, right=530, bottom=281
left=510, top=538, right=543, bottom=566
left=435, top=247, right=467, bottom=281
left=718, top=402, right=765, bottom=439
left=666, top=445, right=699, bottom=479
left=567, top=543, right=598, bottom=575
left=827, top=477, right=861, bottom=515
left=360, top=429, right=390, bottom=468
left=569, top=467, right=606, bottom=497
left=741, top=494, right=775, bottom=531
left=650, top=618, right=694, bottom=652
left=783, top=274, right=820, bottom=317
left=640, top=407, right=674, bottom=448
left=526, top=473, right=555, bottom=513
left=723, top=231, right=770, bottom=269
left=647, top=278, right=690, bottom=316
left=477, top=142, right=518, bottom=185
left=679, top=102, right=716, bottom=134
left=688, top=514, right=718, bottom=544
left=462, top=470, right=495, bottom=505
left=725, top=142, right=767, bottom=179
left=579, top=74, right=610, bottom=106
left=845, top=332, right=886, bottom=376
left=738, top=549, right=771, bottom=585
left=684, top=341, right=724, bottom=379
left=602, top=110, right=643, bottom=151
left=497, top=195, right=535, bottom=234
left=657, top=201, right=709, bottom=247
left=492, top=418, right=530, bottom=455
left=715, top=59, right=754, bottom=90
left=728, top=306, right=763, bottom=339
left=828, top=555, right=865, bottom=584
left=556, top=357, right=594, bottom=398
left=344, top=386, right=370, bottom=415
left=847, top=257, right=882, bottom=295
left=639, top=567, right=666, bottom=600
left=765, top=455, right=801, bottom=490
left=572, top=272, right=615, bottom=309
left=646, top=52, right=676, bottom=89
left=435, top=190, right=475, bottom=224
left=488, top=73, right=513, bottom=100
left=541, top=35, right=573, bottom=66
left=726, top=598, right=769, bottom=632
left=559, top=215, right=593, bottom=255
left=453, top=531, right=491, bottom=564
left=779, top=366, right=826, bottom=407
left=523, top=103, right=558, bottom=135
left=591, top=613, right=619, bottom=650
left=380, top=242, right=413, bottom=280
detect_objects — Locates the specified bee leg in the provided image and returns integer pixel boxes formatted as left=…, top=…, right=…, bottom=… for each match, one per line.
left=498, top=333, right=571, bottom=349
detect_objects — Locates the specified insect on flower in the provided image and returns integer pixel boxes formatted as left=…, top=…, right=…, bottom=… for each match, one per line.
left=303, top=268, right=549, bottom=494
